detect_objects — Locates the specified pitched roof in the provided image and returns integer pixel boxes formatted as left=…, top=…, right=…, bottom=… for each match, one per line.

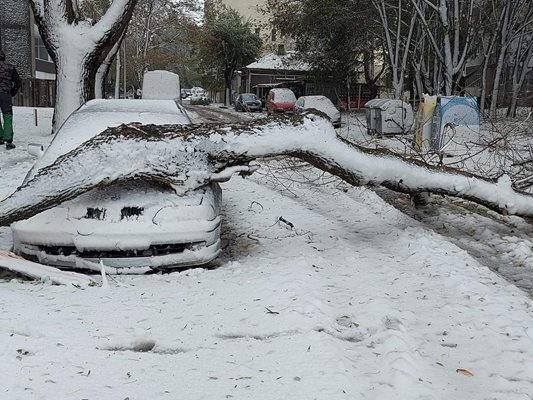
left=245, top=53, right=310, bottom=72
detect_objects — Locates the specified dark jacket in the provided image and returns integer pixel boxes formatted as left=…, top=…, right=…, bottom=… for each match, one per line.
left=0, top=60, right=21, bottom=96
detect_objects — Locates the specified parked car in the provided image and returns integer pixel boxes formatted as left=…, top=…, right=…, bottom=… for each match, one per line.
left=190, top=87, right=205, bottom=100
left=181, top=89, right=192, bottom=99
left=294, top=95, right=342, bottom=127
left=266, top=88, right=297, bottom=115
left=235, top=93, right=262, bottom=112
left=12, top=99, right=222, bottom=272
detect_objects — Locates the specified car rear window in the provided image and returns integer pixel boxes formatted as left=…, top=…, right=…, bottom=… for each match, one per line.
left=273, top=90, right=296, bottom=103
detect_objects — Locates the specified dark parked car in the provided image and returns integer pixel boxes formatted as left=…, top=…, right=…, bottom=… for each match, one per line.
left=235, top=93, right=262, bottom=112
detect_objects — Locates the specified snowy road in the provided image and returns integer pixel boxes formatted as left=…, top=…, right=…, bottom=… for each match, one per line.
left=1, top=107, right=533, bottom=399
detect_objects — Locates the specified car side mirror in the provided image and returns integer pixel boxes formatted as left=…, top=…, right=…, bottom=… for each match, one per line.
left=27, top=143, right=46, bottom=158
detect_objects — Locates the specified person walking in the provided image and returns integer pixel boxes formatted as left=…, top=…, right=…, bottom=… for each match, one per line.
left=0, top=50, right=22, bottom=150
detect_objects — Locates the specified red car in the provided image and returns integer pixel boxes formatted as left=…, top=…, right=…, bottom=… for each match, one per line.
left=266, top=88, right=297, bottom=115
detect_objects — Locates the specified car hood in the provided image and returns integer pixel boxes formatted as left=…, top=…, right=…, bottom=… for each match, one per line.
left=12, top=181, right=220, bottom=227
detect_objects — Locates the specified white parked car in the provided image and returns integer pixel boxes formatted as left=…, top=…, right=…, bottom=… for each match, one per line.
left=189, top=86, right=207, bottom=103
left=12, top=99, right=222, bottom=272
left=294, top=95, right=341, bottom=127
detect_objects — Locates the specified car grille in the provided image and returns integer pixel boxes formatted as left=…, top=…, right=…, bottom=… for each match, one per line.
left=31, top=242, right=205, bottom=259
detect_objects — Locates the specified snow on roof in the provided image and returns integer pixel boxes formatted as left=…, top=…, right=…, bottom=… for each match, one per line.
left=246, top=53, right=310, bottom=72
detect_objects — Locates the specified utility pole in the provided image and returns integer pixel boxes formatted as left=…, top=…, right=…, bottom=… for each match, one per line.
left=115, top=46, right=121, bottom=99
left=123, top=39, right=127, bottom=98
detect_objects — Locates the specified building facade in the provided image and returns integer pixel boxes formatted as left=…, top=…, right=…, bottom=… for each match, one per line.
left=0, top=0, right=56, bottom=106
left=207, top=0, right=294, bottom=56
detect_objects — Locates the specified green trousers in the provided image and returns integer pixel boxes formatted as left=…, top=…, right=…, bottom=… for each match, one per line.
left=0, top=113, right=13, bottom=142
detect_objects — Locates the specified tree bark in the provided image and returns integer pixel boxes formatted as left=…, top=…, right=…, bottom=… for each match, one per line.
left=2, top=113, right=533, bottom=227
left=95, top=34, right=124, bottom=99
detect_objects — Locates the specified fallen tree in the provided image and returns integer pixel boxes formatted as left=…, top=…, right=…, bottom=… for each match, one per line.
left=1, top=112, right=533, bottom=226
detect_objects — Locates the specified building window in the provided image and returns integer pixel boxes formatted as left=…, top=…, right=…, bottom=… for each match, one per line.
left=271, top=29, right=277, bottom=42
left=35, top=35, right=52, bottom=62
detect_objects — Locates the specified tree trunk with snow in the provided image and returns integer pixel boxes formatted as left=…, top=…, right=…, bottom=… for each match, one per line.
left=1, top=113, right=533, bottom=227
left=95, top=35, right=124, bottom=99
left=29, top=0, right=138, bottom=132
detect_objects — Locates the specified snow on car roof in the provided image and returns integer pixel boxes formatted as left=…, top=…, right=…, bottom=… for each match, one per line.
left=303, top=96, right=336, bottom=108
left=271, top=89, right=296, bottom=103
left=26, top=99, right=190, bottom=182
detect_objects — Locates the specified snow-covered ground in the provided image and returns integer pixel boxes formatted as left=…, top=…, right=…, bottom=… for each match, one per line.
left=337, top=111, right=533, bottom=297
left=1, top=107, right=533, bottom=399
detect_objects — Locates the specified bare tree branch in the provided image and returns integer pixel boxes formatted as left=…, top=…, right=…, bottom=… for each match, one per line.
left=2, top=113, right=533, bottom=227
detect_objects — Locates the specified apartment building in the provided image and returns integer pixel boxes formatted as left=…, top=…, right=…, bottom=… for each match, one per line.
left=0, top=0, right=56, bottom=106
left=207, top=0, right=293, bottom=55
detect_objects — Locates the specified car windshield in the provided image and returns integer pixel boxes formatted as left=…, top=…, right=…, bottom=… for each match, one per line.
left=242, top=94, right=256, bottom=101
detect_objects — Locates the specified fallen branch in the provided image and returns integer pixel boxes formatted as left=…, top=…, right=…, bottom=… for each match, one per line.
left=1, top=112, right=533, bottom=226
left=0, top=251, right=96, bottom=287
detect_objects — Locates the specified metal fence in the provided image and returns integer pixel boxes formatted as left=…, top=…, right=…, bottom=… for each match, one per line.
left=13, top=79, right=56, bottom=108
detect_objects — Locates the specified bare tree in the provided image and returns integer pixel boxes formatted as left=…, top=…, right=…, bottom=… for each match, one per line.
left=489, top=0, right=533, bottom=116
left=506, top=4, right=533, bottom=117
left=373, top=0, right=418, bottom=99
left=29, top=0, right=138, bottom=131
left=478, top=3, right=507, bottom=113
left=411, top=0, right=475, bottom=95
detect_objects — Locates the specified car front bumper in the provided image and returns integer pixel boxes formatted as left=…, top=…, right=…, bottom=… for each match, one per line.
left=14, top=239, right=221, bottom=273
left=12, top=215, right=222, bottom=272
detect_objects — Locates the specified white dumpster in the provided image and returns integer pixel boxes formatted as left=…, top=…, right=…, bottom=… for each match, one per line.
left=142, top=70, right=182, bottom=104
left=365, top=99, right=414, bottom=135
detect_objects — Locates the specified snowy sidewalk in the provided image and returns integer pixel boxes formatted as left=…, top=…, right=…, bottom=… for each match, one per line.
left=1, top=176, right=532, bottom=399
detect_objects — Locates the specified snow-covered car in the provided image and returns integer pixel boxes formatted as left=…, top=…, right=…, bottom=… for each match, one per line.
left=266, top=88, right=297, bottom=115
left=189, top=86, right=207, bottom=103
left=12, top=99, right=222, bottom=272
left=234, top=93, right=262, bottom=112
left=294, top=95, right=341, bottom=127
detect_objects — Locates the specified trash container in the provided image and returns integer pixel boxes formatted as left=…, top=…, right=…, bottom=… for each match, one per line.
left=365, top=99, right=414, bottom=136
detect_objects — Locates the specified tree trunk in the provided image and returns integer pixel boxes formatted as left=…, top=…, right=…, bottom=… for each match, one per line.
left=2, top=113, right=533, bottom=227
left=53, top=55, right=96, bottom=131
left=30, top=0, right=138, bottom=132
left=96, top=36, right=123, bottom=99
left=224, top=70, right=233, bottom=105
left=479, top=59, right=490, bottom=113
left=507, top=40, right=533, bottom=118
